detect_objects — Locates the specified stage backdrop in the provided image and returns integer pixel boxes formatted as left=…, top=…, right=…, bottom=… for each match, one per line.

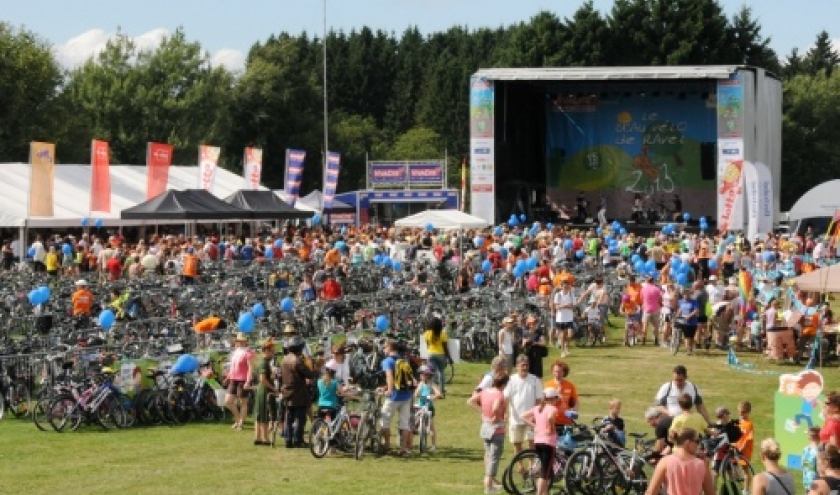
left=546, top=92, right=717, bottom=220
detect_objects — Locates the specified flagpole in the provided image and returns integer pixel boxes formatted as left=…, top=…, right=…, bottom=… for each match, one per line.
left=322, top=0, right=328, bottom=213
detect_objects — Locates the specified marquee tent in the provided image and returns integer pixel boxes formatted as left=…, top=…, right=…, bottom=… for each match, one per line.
left=394, top=209, right=490, bottom=230
left=297, top=190, right=355, bottom=213
left=794, top=264, right=840, bottom=293
left=224, top=190, right=313, bottom=220
left=0, top=163, right=266, bottom=228
left=121, top=189, right=251, bottom=220
left=788, top=180, right=840, bottom=222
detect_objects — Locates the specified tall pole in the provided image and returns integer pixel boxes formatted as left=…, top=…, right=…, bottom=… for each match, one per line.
left=322, top=0, right=328, bottom=213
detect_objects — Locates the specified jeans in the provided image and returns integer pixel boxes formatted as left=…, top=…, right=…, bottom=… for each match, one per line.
left=428, top=354, right=448, bottom=394
left=484, top=432, right=505, bottom=476
left=284, top=405, right=308, bottom=446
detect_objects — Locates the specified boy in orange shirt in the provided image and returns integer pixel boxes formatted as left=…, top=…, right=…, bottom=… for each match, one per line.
left=735, top=400, right=754, bottom=461
left=620, top=294, right=641, bottom=346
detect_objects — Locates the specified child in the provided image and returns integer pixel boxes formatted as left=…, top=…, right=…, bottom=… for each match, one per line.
left=601, top=398, right=626, bottom=447
left=521, top=388, right=562, bottom=495
left=620, top=294, right=641, bottom=346
left=710, top=406, right=744, bottom=479
left=749, top=317, right=763, bottom=351
left=414, top=365, right=442, bottom=452
left=316, top=363, right=345, bottom=421
left=584, top=299, right=603, bottom=344
left=802, top=427, right=821, bottom=491
left=735, top=400, right=754, bottom=461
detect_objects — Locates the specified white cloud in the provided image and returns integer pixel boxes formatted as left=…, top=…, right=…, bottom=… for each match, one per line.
left=54, top=28, right=245, bottom=72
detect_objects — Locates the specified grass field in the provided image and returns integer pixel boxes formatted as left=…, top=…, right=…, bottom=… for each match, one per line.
left=1, top=326, right=837, bottom=495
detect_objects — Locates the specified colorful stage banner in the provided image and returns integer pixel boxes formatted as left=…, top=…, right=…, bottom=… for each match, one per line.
left=469, top=76, right=495, bottom=224
left=29, top=141, right=55, bottom=217
left=146, top=142, right=173, bottom=200
left=716, top=139, right=744, bottom=233
left=198, top=145, right=221, bottom=192
left=408, top=163, right=443, bottom=188
left=90, top=139, right=111, bottom=213
left=370, top=163, right=407, bottom=189
left=243, top=147, right=263, bottom=190
left=460, top=158, right=467, bottom=212
left=323, top=151, right=341, bottom=211
left=284, top=149, right=306, bottom=206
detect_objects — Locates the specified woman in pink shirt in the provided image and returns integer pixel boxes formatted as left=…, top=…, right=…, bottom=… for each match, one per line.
left=521, top=388, right=561, bottom=495
left=468, top=373, right=510, bottom=494
left=645, top=427, right=714, bottom=495
left=225, top=332, right=254, bottom=430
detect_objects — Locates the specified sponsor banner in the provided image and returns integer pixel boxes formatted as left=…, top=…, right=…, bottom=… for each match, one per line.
left=198, top=145, right=221, bottom=192
left=370, top=163, right=407, bottom=188
left=755, top=162, right=774, bottom=235
left=146, top=142, right=173, bottom=200
left=284, top=149, right=306, bottom=206
left=717, top=74, right=744, bottom=139
left=91, top=139, right=111, bottom=213
left=716, top=138, right=744, bottom=232
left=408, top=163, right=443, bottom=187
left=743, top=161, right=759, bottom=240
left=470, top=76, right=495, bottom=224
left=330, top=212, right=355, bottom=224
left=29, top=141, right=55, bottom=217
left=323, top=151, right=341, bottom=211
left=243, top=147, right=263, bottom=190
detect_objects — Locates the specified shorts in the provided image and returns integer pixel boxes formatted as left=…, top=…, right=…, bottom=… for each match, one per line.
left=642, top=312, right=660, bottom=329
left=555, top=321, right=574, bottom=331
left=380, top=398, right=412, bottom=431
left=697, top=315, right=708, bottom=324
left=626, top=313, right=642, bottom=323
left=317, top=407, right=337, bottom=420
left=535, top=443, right=556, bottom=479
left=509, top=423, right=535, bottom=444
left=227, top=380, right=248, bottom=398
left=680, top=325, right=698, bottom=339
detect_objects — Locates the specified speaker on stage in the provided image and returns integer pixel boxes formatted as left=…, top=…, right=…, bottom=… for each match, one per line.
left=700, top=142, right=716, bottom=181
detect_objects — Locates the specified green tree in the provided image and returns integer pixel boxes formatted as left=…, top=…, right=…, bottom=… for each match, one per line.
left=384, top=27, right=428, bottom=137
left=496, top=12, right=567, bottom=67
left=727, top=5, right=780, bottom=72
left=556, top=2, right=609, bottom=66
left=329, top=111, right=388, bottom=191
left=804, top=30, right=840, bottom=77
left=782, top=48, right=807, bottom=79
left=389, top=127, right=442, bottom=160
left=0, top=23, right=64, bottom=161
left=605, top=0, right=657, bottom=65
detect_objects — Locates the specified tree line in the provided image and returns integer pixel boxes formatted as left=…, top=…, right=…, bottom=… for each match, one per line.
left=0, top=0, right=837, bottom=210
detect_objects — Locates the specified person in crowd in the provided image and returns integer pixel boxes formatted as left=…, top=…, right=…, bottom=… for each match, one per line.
left=71, top=279, right=94, bottom=317
left=543, top=360, right=578, bottom=428
left=498, top=316, right=516, bottom=369
left=475, top=356, right=509, bottom=394
left=320, top=272, right=342, bottom=300
left=644, top=407, right=675, bottom=461
left=645, top=427, right=715, bottom=495
left=378, top=339, right=414, bottom=456
left=414, top=365, right=442, bottom=452
left=316, top=362, right=345, bottom=421
left=551, top=279, right=577, bottom=358
left=424, top=316, right=452, bottom=397
left=736, top=400, right=755, bottom=463
left=225, top=332, right=253, bottom=431
left=809, top=444, right=840, bottom=495
left=751, top=438, right=796, bottom=495
left=520, top=387, right=561, bottom=495
left=467, top=372, right=509, bottom=494
left=640, top=274, right=663, bottom=345
left=803, top=427, right=821, bottom=492
left=821, top=392, right=840, bottom=448
left=44, top=245, right=60, bottom=278
left=325, top=344, right=350, bottom=385
left=654, top=365, right=712, bottom=423
left=253, top=339, right=277, bottom=446
left=520, top=316, right=547, bottom=378
left=280, top=335, right=317, bottom=448
left=676, top=289, right=701, bottom=355
left=601, top=398, right=626, bottom=447
left=297, top=273, right=317, bottom=302
left=669, top=393, right=711, bottom=436
left=504, top=355, right=543, bottom=462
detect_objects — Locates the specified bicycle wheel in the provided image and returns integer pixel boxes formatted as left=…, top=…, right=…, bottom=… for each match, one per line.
left=49, top=395, right=81, bottom=433
left=717, top=454, right=755, bottom=495
left=418, top=414, right=429, bottom=453
left=97, top=394, right=127, bottom=430
left=310, top=418, right=331, bottom=458
left=115, top=392, right=136, bottom=428
left=507, top=449, right=542, bottom=495
left=0, top=394, right=5, bottom=420
left=32, top=397, right=53, bottom=431
left=354, top=412, right=369, bottom=460
left=565, top=451, right=604, bottom=495
left=10, top=382, right=31, bottom=418
left=670, top=326, right=682, bottom=355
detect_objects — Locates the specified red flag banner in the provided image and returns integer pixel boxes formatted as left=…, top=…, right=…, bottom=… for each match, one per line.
left=243, top=147, right=263, bottom=190
left=90, top=140, right=111, bottom=213
left=146, top=142, right=173, bottom=199
left=198, top=145, right=221, bottom=192
left=29, top=142, right=55, bottom=216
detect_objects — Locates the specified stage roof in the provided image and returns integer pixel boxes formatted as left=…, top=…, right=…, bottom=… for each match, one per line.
left=473, top=65, right=747, bottom=82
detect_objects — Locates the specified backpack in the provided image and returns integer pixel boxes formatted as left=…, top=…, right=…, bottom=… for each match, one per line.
left=393, top=356, right=416, bottom=392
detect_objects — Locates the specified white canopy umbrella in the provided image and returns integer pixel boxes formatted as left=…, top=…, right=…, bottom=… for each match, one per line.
left=394, top=209, right=489, bottom=230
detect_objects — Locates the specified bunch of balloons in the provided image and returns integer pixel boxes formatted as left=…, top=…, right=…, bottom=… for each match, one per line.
left=508, top=215, right=519, bottom=227
left=28, top=286, right=51, bottom=306
left=698, top=216, right=709, bottom=231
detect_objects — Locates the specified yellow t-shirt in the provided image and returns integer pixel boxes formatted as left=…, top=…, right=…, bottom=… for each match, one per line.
left=669, top=412, right=708, bottom=435
left=424, top=329, right=448, bottom=355
left=45, top=253, right=60, bottom=271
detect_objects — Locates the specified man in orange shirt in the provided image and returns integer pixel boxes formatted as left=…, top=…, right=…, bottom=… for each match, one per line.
left=182, top=248, right=199, bottom=285
left=624, top=275, right=643, bottom=307
left=324, top=245, right=341, bottom=268
left=552, top=265, right=576, bottom=289
left=543, top=359, right=579, bottom=426
left=71, top=280, right=94, bottom=316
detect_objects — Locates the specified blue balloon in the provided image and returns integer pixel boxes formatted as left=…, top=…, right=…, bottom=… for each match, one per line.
left=81, top=217, right=89, bottom=227
left=500, top=248, right=509, bottom=259
left=274, top=239, right=283, bottom=249
left=98, top=309, right=116, bottom=330
left=280, top=297, right=294, bottom=313
left=575, top=250, right=584, bottom=259
left=474, top=273, right=485, bottom=286
left=475, top=236, right=485, bottom=247
left=679, top=263, right=690, bottom=274
left=252, top=303, right=266, bottom=318
left=28, top=289, right=41, bottom=305
left=513, top=267, right=525, bottom=278
left=382, top=257, right=393, bottom=267
left=374, top=254, right=383, bottom=265
left=312, top=214, right=322, bottom=225
left=94, top=218, right=103, bottom=228
left=619, top=228, right=627, bottom=236
left=264, top=247, right=274, bottom=258
left=62, top=243, right=72, bottom=255
left=494, top=226, right=503, bottom=236
left=645, top=259, right=656, bottom=272
left=563, top=239, right=573, bottom=250
left=520, top=214, right=526, bottom=222
left=546, top=223, right=553, bottom=229
left=425, top=223, right=434, bottom=232
left=237, top=312, right=255, bottom=333
left=172, top=354, right=200, bottom=374
left=392, top=261, right=402, bottom=271
left=341, top=226, right=347, bottom=234
left=482, top=260, right=492, bottom=272
left=376, top=315, right=389, bottom=331
left=676, top=273, right=688, bottom=285
left=634, top=261, right=645, bottom=273
left=762, top=251, right=775, bottom=262
left=526, top=258, right=538, bottom=271
left=335, top=241, right=346, bottom=251
left=683, top=212, right=691, bottom=221
left=27, top=247, right=36, bottom=258
left=37, top=286, right=50, bottom=303
left=508, top=217, right=519, bottom=227
left=596, top=227, right=603, bottom=235
left=515, top=259, right=526, bottom=270
left=708, top=259, right=718, bottom=270
left=631, top=254, right=641, bottom=264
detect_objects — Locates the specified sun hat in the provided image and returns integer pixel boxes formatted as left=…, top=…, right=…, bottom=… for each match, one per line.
left=234, top=332, right=249, bottom=342
left=543, top=387, right=560, bottom=400
left=418, top=365, right=433, bottom=375
left=283, top=323, right=297, bottom=334
left=715, top=406, right=731, bottom=418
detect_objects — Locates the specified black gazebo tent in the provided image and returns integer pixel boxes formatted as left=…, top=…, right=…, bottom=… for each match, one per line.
left=223, top=190, right=314, bottom=220
left=121, top=189, right=251, bottom=220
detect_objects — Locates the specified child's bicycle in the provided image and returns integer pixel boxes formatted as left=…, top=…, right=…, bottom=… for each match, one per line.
left=624, top=313, right=641, bottom=346
left=412, top=396, right=435, bottom=454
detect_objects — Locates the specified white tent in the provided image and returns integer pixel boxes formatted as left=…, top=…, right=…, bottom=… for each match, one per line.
left=788, top=180, right=840, bottom=222
left=0, top=163, right=266, bottom=228
left=394, top=209, right=490, bottom=230
left=273, top=191, right=319, bottom=213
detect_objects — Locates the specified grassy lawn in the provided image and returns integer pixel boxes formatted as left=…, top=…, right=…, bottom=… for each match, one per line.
left=1, top=325, right=837, bottom=495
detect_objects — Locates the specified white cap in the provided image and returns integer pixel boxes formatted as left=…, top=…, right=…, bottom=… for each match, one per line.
left=543, top=387, right=560, bottom=399
left=709, top=275, right=717, bottom=281
left=75, top=279, right=88, bottom=286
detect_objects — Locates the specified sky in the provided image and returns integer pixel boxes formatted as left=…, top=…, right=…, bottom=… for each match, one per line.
left=3, top=0, right=839, bottom=72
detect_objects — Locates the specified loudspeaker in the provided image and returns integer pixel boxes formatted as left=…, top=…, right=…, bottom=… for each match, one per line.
left=700, top=142, right=716, bottom=181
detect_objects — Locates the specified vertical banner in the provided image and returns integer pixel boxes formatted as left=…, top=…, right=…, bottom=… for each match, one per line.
left=460, top=157, right=467, bottom=212
left=469, top=76, right=495, bottom=224
left=717, top=74, right=745, bottom=233
left=743, top=161, right=759, bottom=240
left=284, top=149, right=306, bottom=206
left=29, top=142, right=56, bottom=217
left=323, top=151, right=341, bottom=211
left=146, top=142, right=173, bottom=200
left=198, top=145, right=221, bottom=192
left=90, top=139, right=111, bottom=213
left=243, top=147, right=263, bottom=190
left=776, top=370, right=824, bottom=469
left=755, top=162, right=774, bottom=235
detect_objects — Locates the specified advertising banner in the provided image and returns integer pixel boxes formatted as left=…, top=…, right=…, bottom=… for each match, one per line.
left=717, top=74, right=745, bottom=139
left=755, top=162, right=774, bottom=234
left=90, top=139, right=111, bottom=213
left=469, top=76, right=495, bottom=223
left=243, top=147, right=263, bottom=190
left=370, top=163, right=407, bottom=188
left=716, top=139, right=745, bottom=232
left=743, top=161, right=759, bottom=240
left=323, top=151, right=341, bottom=211
left=28, top=141, right=55, bottom=217
left=146, top=142, right=173, bottom=200
left=408, top=163, right=443, bottom=188
left=198, top=145, right=221, bottom=192
left=284, top=149, right=306, bottom=206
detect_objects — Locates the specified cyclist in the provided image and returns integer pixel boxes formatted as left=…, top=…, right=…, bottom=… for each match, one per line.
left=414, top=365, right=442, bottom=452
left=620, top=294, right=641, bottom=346
left=583, top=299, right=604, bottom=344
